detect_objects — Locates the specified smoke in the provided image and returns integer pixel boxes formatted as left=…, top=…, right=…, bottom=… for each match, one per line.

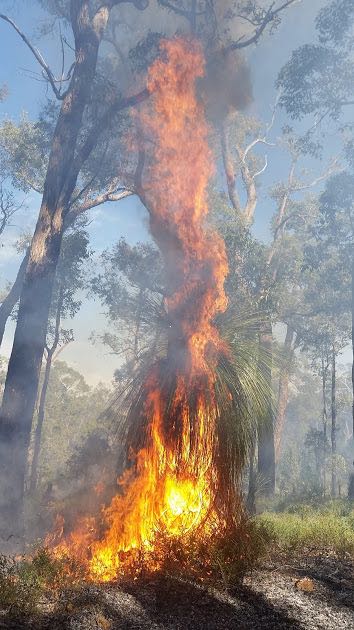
left=204, top=51, right=253, bottom=122
left=104, top=1, right=254, bottom=120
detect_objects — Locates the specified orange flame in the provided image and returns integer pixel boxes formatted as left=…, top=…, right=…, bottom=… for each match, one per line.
left=49, top=38, right=229, bottom=581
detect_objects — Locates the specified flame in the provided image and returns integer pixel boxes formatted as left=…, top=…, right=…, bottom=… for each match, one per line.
left=49, top=38, right=230, bottom=581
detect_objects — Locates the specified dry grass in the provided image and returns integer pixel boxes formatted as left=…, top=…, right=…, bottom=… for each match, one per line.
left=0, top=548, right=85, bottom=616
left=258, top=501, right=354, bottom=558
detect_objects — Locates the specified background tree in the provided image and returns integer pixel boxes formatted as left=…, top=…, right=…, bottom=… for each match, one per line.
left=215, top=113, right=338, bottom=497
left=90, top=238, right=165, bottom=380
left=0, top=0, right=301, bottom=533
left=29, top=228, right=91, bottom=493
left=277, top=0, right=354, bottom=441
left=0, top=1, right=149, bottom=534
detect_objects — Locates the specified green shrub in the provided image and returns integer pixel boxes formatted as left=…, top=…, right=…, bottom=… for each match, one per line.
left=153, top=515, right=274, bottom=588
left=258, top=503, right=354, bottom=558
left=0, top=548, right=85, bottom=616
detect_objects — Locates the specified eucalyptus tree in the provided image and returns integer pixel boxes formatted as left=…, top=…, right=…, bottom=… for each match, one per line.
left=299, top=172, right=354, bottom=495
left=277, top=0, right=354, bottom=124
left=0, top=0, right=301, bottom=534
left=29, top=228, right=91, bottom=493
left=218, top=115, right=338, bottom=495
left=0, top=181, right=27, bottom=346
left=90, top=237, right=165, bottom=379
left=277, top=0, right=354, bottom=445
left=270, top=184, right=333, bottom=465
left=0, top=112, right=132, bottom=348
left=293, top=208, right=352, bottom=497
left=298, top=318, right=349, bottom=497
left=316, top=172, right=354, bottom=433
left=0, top=0, right=150, bottom=536
left=0, top=185, right=24, bottom=241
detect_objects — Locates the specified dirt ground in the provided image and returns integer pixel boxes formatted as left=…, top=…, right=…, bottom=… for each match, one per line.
left=0, top=555, right=353, bottom=629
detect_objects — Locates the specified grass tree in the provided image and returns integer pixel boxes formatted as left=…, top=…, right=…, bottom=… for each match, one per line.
left=0, top=0, right=301, bottom=534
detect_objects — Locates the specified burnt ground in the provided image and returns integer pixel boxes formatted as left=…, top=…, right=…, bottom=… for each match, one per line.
left=0, top=555, right=353, bottom=630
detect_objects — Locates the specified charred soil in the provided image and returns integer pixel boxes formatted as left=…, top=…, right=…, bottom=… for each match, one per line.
left=0, top=554, right=352, bottom=630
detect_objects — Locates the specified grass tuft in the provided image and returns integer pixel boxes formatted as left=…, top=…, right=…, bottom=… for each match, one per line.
left=0, top=548, right=85, bottom=616
left=258, top=501, right=354, bottom=558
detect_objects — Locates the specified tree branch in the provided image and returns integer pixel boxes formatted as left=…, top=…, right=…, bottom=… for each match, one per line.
left=158, top=1, right=190, bottom=17
left=103, top=0, right=149, bottom=9
left=69, top=187, right=133, bottom=219
left=220, top=121, right=241, bottom=213
left=224, top=0, right=301, bottom=52
left=71, top=88, right=149, bottom=178
left=291, top=159, right=341, bottom=192
left=0, top=14, right=65, bottom=100
left=266, top=161, right=296, bottom=268
left=0, top=249, right=29, bottom=347
left=269, top=156, right=340, bottom=266
left=243, top=99, right=278, bottom=161
left=253, top=155, right=268, bottom=179
left=220, top=100, right=277, bottom=224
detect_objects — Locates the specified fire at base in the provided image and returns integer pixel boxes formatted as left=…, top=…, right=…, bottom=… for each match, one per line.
left=49, top=38, right=233, bottom=582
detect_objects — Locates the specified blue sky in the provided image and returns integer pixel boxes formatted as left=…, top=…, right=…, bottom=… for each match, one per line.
left=0, top=0, right=334, bottom=383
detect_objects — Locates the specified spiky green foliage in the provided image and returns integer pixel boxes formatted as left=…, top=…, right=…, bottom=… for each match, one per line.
left=218, top=308, right=276, bottom=430
left=103, top=297, right=275, bottom=512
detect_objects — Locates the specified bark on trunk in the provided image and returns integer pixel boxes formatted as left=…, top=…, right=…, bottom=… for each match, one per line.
left=29, top=350, right=53, bottom=494
left=274, top=325, right=294, bottom=462
left=190, top=0, right=197, bottom=33
left=352, top=254, right=354, bottom=439
left=0, top=249, right=29, bottom=347
left=0, top=2, right=109, bottom=535
left=220, top=122, right=240, bottom=213
left=321, top=354, right=329, bottom=496
left=331, top=346, right=337, bottom=498
left=0, top=256, right=62, bottom=534
left=257, top=317, right=275, bottom=497
left=29, top=284, right=63, bottom=493
left=246, top=437, right=256, bottom=514
left=322, top=357, right=328, bottom=442
left=349, top=253, right=354, bottom=498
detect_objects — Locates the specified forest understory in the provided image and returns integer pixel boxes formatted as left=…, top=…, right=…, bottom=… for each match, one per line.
left=1, top=1, right=354, bottom=627
left=0, top=553, right=353, bottom=630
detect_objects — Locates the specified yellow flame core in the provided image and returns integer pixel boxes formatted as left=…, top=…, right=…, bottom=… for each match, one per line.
left=88, top=379, right=218, bottom=581
left=48, top=38, right=229, bottom=582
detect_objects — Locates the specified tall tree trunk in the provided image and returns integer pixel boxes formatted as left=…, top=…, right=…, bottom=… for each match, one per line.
left=0, top=249, right=29, bottom=347
left=190, top=0, right=197, bottom=33
left=322, top=356, right=328, bottom=442
left=331, top=346, right=337, bottom=498
left=257, top=316, right=275, bottom=497
left=349, top=254, right=354, bottom=498
left=352, top=253, right=354, bottom=439
left=220, top=121, right=240, bottom=213
left=247, top=437, right=256, bottom=514
left=0, top=2, right=109, bottom=536
left=321, top=353, right=329, bottom=496
left=274, top=325, right=294, bottom=462
left=0, top=254, right=62, bottom=535
left=29, top=284, right=63, bottom=493
left=29, top=350, right=53, bottom=494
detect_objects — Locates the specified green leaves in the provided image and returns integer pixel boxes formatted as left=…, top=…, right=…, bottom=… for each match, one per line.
left=277, top=1, right=354, bottom=121
left=316, top=0, right=354, bottom=44
left=0, top=114, right=51, bottom=193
